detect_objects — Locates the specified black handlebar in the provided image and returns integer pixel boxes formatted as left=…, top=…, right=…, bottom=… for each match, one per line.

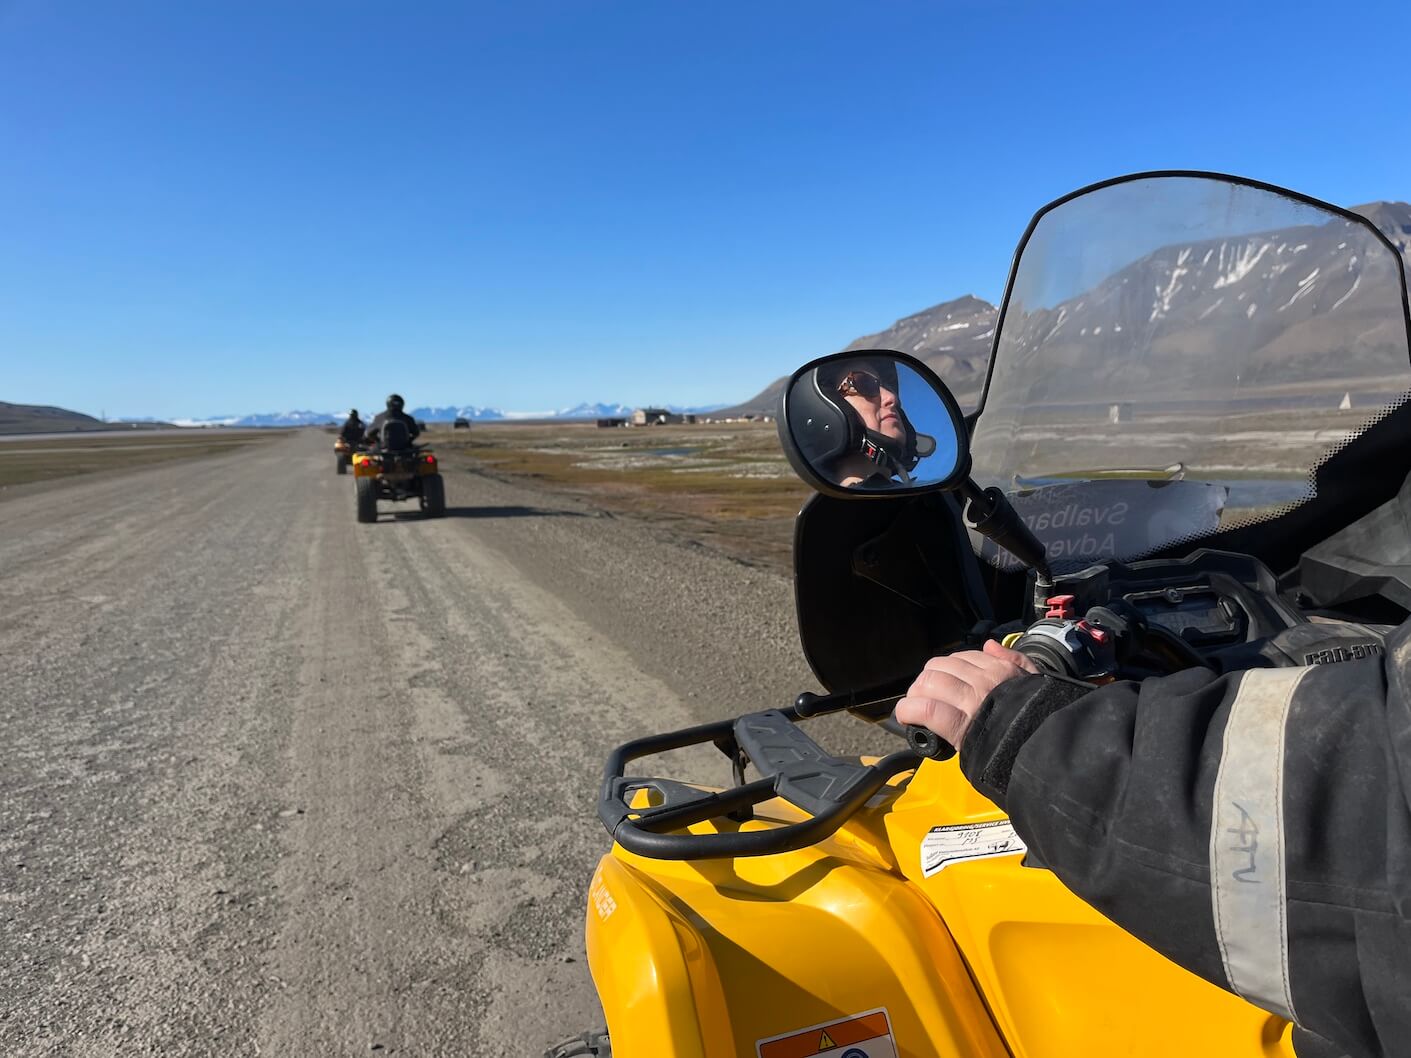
left=793, top=675, right=910, bottom=721
left=604, top=752, right=920, bottom=860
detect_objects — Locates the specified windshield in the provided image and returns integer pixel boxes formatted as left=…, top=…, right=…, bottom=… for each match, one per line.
left=970, top=175, right=1411, bottom=571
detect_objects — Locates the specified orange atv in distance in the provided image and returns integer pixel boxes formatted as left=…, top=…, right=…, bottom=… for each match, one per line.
left=334, top=435, right=358, bottom=475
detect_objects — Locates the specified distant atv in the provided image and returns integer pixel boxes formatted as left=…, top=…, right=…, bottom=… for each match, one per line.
left=351, top=421, right=446, bottom=522
left=334, top=436, right=359, bottom=475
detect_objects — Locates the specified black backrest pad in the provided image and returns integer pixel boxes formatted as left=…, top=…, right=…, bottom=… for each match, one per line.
left=381, top=419, right=412, bottom=451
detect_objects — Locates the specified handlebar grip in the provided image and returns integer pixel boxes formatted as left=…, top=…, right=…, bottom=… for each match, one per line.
left=905, top=724, right=956, bottom=761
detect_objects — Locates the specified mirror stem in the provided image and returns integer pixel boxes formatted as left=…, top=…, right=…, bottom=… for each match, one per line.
left=959, top=479, right=1053, bottom=586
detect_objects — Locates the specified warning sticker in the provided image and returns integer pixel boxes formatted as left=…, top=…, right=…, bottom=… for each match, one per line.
left=756, top=1007, right=896, bottom=1058
left=921, top=820, right=1026, bottom=876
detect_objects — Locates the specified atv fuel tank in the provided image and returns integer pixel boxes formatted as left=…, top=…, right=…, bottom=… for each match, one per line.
left=591, top=764, right=1299, bottom=1057
left=588, top=811, right=1009, bottom=1058
left=886, top=760, right=1298, bottom=1058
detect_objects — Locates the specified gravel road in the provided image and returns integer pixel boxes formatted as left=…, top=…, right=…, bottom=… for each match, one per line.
left=0, top=429, right=863, bottom=1056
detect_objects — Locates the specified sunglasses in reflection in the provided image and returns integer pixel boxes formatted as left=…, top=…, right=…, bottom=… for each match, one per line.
left=836, top=370, right=885, bottom=400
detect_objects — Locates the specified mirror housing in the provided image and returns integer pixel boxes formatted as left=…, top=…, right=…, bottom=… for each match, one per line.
left=779, top=349, right=1054, bottom=587
left=793, top=492, right=994, bottom=693
left=777, top=350, right=971, bottom=499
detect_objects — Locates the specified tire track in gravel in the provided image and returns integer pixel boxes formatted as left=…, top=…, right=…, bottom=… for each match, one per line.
left=253, top=487, right=473, bottom=1057
left=267, top=479, right=721, bottom=1055
left=421, top=464, right=887, bottom=760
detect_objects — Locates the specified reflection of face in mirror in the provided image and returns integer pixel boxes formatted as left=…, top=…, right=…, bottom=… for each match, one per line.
left=831, top=361, right=906, bottom=485
left=786, top=353, right=963, bottom=491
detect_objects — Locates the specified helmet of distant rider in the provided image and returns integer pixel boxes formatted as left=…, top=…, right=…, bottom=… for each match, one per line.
left=790, top=352, right=925, bottom=477
left=386, top=394, right=405, bottom=414
left=349, top=408, right=359, bottom=418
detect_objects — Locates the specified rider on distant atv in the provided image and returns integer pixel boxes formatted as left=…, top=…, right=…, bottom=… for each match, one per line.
left=340, top=409, right=366, bottom=446
left=363, top=394, right=421, bottom=449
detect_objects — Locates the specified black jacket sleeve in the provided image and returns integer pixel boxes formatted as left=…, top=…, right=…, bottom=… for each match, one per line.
left=961, top=625, right=1411, bottom=1058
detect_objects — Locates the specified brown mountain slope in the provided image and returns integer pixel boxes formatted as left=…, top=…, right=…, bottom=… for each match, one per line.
left=718, top=294, right=997, bottom=417
left=0, top=401, right=104, bottom=435
left=721, top=199, right=1411, bottom=419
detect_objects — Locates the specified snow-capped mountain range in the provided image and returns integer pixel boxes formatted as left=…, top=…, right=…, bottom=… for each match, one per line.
left=160, top=402, right=720, bottom=428
left=989, top=200, right=1411, bottom=406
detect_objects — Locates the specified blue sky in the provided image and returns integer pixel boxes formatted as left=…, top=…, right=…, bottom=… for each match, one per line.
left=2, top=0, right=1408, bottom=419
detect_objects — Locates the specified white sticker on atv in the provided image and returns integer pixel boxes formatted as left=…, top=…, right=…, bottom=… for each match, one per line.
left=589, top=871, right=616, bottom=921
left=757, top=1007, right=896, bottom=1058
left=921, top=820, right=1026, bottom=876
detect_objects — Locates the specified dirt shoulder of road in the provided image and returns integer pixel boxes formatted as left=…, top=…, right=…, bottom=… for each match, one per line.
left=429, top=421, right=810, bottom=571
left=0, top=429, right=295, bottom=498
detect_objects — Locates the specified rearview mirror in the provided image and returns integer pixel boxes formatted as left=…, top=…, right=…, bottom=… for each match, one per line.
left=778, top=350, right=970, bottom=497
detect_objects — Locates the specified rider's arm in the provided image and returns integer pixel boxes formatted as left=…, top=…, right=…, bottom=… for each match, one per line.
left=956, top=637, right=1410, bottom=1058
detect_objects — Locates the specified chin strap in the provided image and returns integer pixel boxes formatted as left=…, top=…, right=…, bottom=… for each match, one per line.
left=859, top=431, right=913, bottom=482
left=859, top=435, right=889, bottom=465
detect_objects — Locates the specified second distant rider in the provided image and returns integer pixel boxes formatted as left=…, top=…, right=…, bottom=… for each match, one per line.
left=364, top=394, right=421, bottom=447
left=340, top=409, right=365, bottom=446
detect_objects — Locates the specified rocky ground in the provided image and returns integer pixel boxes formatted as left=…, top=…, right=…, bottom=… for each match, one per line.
left=0, top=429, right=885, bottom=1056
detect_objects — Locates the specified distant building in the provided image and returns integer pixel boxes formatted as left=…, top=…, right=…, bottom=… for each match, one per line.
left=596, top=417, right=627, bottom=428
left=1107, top=403, right=1132, bottom=425
left=631, top=407, right=682, bottom=426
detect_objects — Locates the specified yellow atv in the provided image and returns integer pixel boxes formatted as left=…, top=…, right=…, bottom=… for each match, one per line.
left=556, top=173, right=1411, bottom=1057
left=351, top=421, right=445, bottom=522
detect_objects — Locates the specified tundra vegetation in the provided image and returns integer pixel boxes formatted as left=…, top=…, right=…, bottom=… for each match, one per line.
left=433, top=421, right=808, bottom=569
